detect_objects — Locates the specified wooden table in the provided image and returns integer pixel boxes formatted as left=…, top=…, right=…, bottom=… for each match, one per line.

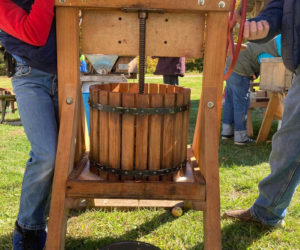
left=0, top=88, right=16, bottom=123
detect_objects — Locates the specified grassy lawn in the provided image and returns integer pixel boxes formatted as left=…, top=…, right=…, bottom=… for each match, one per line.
left=0, top=75, right=299, bottom=249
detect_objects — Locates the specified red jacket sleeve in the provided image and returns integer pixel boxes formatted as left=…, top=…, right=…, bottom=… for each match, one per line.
left=0, top=0, right=54, bottom=46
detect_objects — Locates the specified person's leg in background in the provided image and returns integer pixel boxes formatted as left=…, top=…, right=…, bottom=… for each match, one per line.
left=221, top=73, right=235, bottom=139
left=163, top=75, right=179, bottom=85
left=11, top=59, right=58, bottom=249
left=230, top=73, right=251, bottom=144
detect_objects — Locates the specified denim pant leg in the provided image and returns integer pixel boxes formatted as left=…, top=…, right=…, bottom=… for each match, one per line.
left=250, top=73, right=300, bottom=226
left=163, top=75, right=179, bottom=85
left=222, top=78, right=234, bottom=135
left=222, top=72, right=250, bottom=139
left=12, top=62, right=58, bottom=230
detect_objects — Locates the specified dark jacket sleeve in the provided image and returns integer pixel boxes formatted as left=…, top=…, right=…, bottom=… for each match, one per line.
left=248, top=0, right=284, bottom=43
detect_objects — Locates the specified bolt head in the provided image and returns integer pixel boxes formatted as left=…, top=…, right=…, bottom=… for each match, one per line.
left=207, top=101, right=215, bottom=108
left=218, top=1, right=226, bottom=8
left=198, top=0, right=205, bottom=6
left=66, top=97, right=73, bottom=104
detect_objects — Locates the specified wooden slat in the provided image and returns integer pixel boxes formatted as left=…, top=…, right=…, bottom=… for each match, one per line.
left=81, top=11, right=204, bottom=57
left=66, top=180, right=205, bottom=201
left=159, top=84, right=167, bottom=94
left=166, top=84, right=175, bottom=93
left=256, top=93, right=281, bottom=144
left=201, top=11, right=228, bottom=250
left=119, top=82, right=129, bottom=93
left=89, top=86, right=95, bottom=171
left=74, top=94, right=82, bottom=166
left=149, top=83, right=158, bottom=94
left=121, top=93, right=135, bottom=180
left=135, top=94, right=150, bottom=180
left=108, top=92, right=121, bottom=181
left=46, top=7, right=80, bottom=250
left=173, top=93, right=184, bottom=168
left=68, top=153, right=89, bottom=180
left=92, top=199, right=198, bottom=210
left=91, top=88, right=99, bottom=174
left=111, top=83, right=120, bottom=92
left=181, top=89, right=191, bottom=167
left=162, top=92, right=175, bottom=181
left=192, top=97, right=202, bottom=163
left=56, top=0, right=231, bottom=12
left=148, top=94, right=163, bottom=181
left=98, top=87, right=109, bottom=180
left=128, top=83, right=138, bottom=93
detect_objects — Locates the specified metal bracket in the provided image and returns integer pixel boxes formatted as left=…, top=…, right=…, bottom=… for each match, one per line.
left=121, top=8, right=165, bottom=14
left=89, top=100, right=189, bottom=115
left=90, top=159, right=186, bottom=177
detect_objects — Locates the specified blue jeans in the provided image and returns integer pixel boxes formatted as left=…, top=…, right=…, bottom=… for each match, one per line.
left=222, top=72, right=250, bottom=142
left=12, top=57, right=58, bottom=230
left=250, top=72, right=300, bottom=226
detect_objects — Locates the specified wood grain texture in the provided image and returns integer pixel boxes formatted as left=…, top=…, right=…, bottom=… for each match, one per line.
left=82, top=11, right=204, bottom=57
left=98, top=86, right=110, bottom=180
left=200, top=12, right=228, bottom=250
left=148, top=94, right=163, bottom=181
left=161, top=92, right=175, bottom=181
left=135, top=94, right=150, bottom=180
left=46, top=7, right=80, bottom=250
left=256, top=93, right=283, bottom=143
left=66, top=180, right=205, bottom=201
left=55, top=0, right=231, bottom=11
left=121, top=93, right=135, bottom=180
left=108, top=92, right=121, bottom=181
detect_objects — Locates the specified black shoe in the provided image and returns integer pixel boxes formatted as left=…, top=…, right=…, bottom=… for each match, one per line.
left=234, top=138, right=254, bottom=145
left=13, top=221, right=47, bottom=250
left=221, top=134, right=234, bottom=140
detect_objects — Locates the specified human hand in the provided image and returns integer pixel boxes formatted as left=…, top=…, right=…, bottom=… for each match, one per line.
left=244, top=20, right=270, bottom=40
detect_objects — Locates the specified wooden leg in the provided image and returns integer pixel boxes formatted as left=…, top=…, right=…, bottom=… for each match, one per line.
left=1, top=100, right=6, bottom=123
left=200, top=12, right=228, bottom=250
left=256, top=93, right=280, bottom=143
left=247, top=109, right=253, bottom=137
left=46, top=7, right=80, bottom=250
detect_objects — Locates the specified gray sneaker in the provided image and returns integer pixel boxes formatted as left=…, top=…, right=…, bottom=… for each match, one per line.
left=234, top=138, right=254, bottom=145
left=221, top=134, right=234, bottom=140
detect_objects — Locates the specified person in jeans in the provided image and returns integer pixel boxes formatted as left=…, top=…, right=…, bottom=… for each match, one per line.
left=222, top=35, right=281, bottom=145
left=224, top=0, right=300, bottom=227
left=154, top=57, right=185, bottom=85
left=0, top=0, right=57, bottom=249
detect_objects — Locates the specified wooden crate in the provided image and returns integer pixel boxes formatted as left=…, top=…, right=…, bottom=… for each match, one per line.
left=89, top=83, right=190, bottom=182
left=260, top=57, right=293, bottom=92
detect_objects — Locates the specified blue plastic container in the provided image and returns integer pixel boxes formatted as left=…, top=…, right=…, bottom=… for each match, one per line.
left=82, top=82, right=93, bottom=134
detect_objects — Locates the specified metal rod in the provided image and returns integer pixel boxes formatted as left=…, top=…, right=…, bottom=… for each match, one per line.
left=138, top=11, right=148, bottom=94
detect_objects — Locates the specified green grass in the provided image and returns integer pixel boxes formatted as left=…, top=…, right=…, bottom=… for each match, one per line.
left=0, top=76, right=299, bottom=249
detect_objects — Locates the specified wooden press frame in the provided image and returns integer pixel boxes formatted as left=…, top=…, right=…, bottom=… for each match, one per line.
left=48, top=1, right=230, bottom=249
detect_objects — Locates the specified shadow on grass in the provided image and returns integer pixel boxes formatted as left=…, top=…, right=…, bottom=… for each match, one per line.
left=65, top=210, right=176, bottom=250
left=219, top=140, right=272, bottom=167
left=2, top=119, right=22, bottom=126
left=189, top=221, right=274, bottom=250
left=221, top=220, right=274, bottom=250
left=0, top=232, right=12, bottom=250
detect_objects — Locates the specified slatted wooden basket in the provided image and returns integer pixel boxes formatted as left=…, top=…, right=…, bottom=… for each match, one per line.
left=260, top=57, right=293, bottom=92
left=89, top=82, right=190, bottom=182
